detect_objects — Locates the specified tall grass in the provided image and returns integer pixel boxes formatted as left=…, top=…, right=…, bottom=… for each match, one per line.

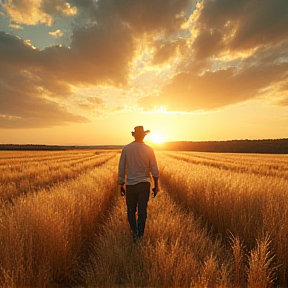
left=1, top=150, right=287, bottom=287
left=166, top=151, right=288, bottom=179
left=0, top=150, right=117, bottom=204
left=83, top=191, right=231, bottom=287
left=0, top=155, right=118, bottom=287
left=158, top=151, right=287, bottom=286
left=247, top=234, right=276, bottom=287
left=229, top=233, right=246, bottom=287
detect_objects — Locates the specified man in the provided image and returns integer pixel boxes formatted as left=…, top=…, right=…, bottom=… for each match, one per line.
left=118, top=126, right=159, bottom=242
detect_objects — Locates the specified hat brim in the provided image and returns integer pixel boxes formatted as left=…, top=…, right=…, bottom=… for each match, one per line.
left=132, top=130, right=150, bottom=136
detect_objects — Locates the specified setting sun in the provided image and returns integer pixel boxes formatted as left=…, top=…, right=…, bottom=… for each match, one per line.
left=149, top=132, right=165, bottom=144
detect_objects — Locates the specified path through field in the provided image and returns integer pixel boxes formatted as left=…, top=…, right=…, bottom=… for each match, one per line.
left=83, top=187, right=228, bottom=288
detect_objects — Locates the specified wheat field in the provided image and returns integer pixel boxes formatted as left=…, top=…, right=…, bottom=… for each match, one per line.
left=0, top=149, right=287, bottom=287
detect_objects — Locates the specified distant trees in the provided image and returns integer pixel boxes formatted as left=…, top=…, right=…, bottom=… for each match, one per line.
left=160, top=138, right=288, bottom=154
left=1, top=138, right=288, bottom=153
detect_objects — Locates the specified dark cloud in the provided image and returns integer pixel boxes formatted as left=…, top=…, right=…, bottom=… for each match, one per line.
left=0, top=76, right=88, bottom=129
left=152, top=39, right=188, bottom=66
left=0, top=31, right=35, bottom=66
left=0, top=33, right=88, bottom=128
left=95, top=0, right=190, bottom=35
left=68, top=0, right=98, bottom=13
left=191, top=0, right=288, bottom=59
left=68, top=22, right=135, bottom=86
left=31, top=22, right=135, bottom=88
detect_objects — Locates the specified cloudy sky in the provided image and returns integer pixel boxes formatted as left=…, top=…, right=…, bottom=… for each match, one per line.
left=0, top=0, right=287, bottom=145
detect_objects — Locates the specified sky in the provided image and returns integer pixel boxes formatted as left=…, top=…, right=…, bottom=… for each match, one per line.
left=0, top=0, right=288, bottom=145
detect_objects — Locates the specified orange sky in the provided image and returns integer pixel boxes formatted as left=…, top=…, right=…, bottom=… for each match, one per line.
left=0, top=0, right=288, bottom=145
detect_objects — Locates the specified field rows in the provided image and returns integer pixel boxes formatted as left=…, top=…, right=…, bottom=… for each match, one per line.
left=0, top=150, right=94, bottom=165
left=0, top=150, right=117, bottom=204
left=0, top=150, right=288, bottom=287
left=0, top=150, right=119, bottom=287
left=158, top=151, right=288, bottom=286
left=164, top=151, right=288, bottom=179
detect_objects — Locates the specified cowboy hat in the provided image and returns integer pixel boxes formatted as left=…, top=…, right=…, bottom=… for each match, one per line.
left=131, top=126, right=150, bottom=136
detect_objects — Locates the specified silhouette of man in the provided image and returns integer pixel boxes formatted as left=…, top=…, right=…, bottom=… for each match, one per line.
left=118, top=126, right=159, bottom=242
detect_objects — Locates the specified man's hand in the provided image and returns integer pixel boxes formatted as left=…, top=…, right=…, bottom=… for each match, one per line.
left=120, top=185, right=126, bottom=196
left=152, top=176, right=159, bottom=198
left=152, top=186, right=158, bottom=198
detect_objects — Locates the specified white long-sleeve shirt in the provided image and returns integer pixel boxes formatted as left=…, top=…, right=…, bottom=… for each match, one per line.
left=118, top=141, right=159, bottom=185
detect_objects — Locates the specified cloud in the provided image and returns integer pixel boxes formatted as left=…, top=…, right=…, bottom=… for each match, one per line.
left=0, top=0, right=288, bottom=130
left=0, top=31, right=35, bottom=67
left=9, top=23, right=23, bottom=30
left=138, top=0, right=288, bottom=111
left=0, top=21, right=135, bottom=127
left=0, top=70, right=88, bottom=129
left=49, top=29, right=63, bottom=38
left=0, top=2, right=138, bottom=128
left=2, top=0, right=53, bottom=26
left=139, top=58, right=288, bottom=111
left=77, top=97, right=105, bottom=111
left=152, top=38, right=188, bottom=66
left=41, top=1, right=77, bottom=16
left=68, top=22, right=135, bottom=86
left=2, top=0, right=77, bottom=26
left=0, top=32, right=88, bottom=128
left=95, top=0, right=190, bottom=34
left=191, top=0, right=288, bottom=59
left=1, top=0, right=192, bottom=88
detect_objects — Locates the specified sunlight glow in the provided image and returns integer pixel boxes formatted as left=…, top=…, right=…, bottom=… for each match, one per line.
left=149, top=132, right=165, bottom=144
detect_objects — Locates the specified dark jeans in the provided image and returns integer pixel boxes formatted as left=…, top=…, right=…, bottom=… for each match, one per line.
left=126, top=182, right=150, bottom=239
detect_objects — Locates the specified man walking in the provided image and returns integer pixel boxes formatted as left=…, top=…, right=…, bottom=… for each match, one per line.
left=118, top=126, right=159, bottom=242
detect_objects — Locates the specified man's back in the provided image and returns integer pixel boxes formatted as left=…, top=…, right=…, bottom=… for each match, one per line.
left=118, top=141, right=159, bottom=185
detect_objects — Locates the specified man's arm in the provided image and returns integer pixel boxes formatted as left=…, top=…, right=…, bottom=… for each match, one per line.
left=118, top=149, right=126, bottom=185
left=150, top=148, right=159, bottom=197
left=118, top=149, right=126, bottom=196
left=149, top=149, right=159, bottom=176
left=153, top=176, right=159, bottom=189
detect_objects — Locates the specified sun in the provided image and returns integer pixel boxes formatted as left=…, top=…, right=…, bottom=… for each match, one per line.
left=149, top=132, right=165, bottom=144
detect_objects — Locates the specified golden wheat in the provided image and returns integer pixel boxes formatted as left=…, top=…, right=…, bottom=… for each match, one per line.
left=0, top=152, right=118, bottom=287
left=158, top=151, right=288, bottom=286
left=1, top=150, right=287, bottom=287
left=0, top=150, right=118, bottom=203
left=83, top=190, right=230, bottom=288
left=165, top=151, right=288, bottom=179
